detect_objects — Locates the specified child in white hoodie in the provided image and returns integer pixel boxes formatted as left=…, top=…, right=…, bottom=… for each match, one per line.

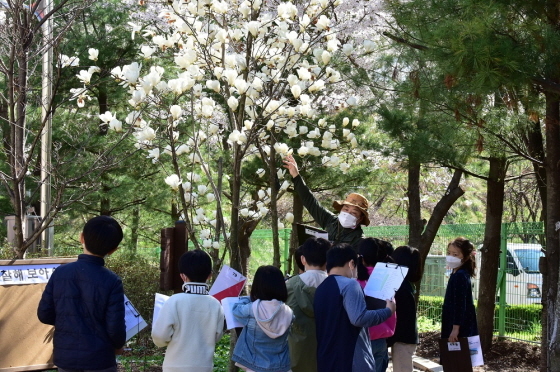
left=232, top=265, right=294, bottom=372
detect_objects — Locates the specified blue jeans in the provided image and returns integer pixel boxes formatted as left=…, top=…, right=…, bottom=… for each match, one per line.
left=371, top=338, right=389, bottom=372
left=58, top=367, right=117, bottom=372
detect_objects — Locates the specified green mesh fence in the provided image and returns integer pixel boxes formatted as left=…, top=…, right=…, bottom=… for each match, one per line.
left=42, top=222, right=543, bottom=343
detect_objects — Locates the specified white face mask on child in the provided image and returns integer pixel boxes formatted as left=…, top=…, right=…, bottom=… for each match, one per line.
left=338, top=212, right=358, bottom=229
left=446, top=255, right=462, bottom=269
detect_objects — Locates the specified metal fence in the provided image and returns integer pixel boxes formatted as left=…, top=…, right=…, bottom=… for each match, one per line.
left=46, top=222, right=544, bottom=343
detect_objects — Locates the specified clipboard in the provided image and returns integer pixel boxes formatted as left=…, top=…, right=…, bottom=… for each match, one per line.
left=438, top=338, right=473, bottom=372
left=294, top=223, right=329, bottom=245
left=363, top=262, right=408, bottom=300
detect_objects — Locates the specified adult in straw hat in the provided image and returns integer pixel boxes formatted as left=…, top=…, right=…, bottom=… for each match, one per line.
left=283, top=155, right=370, bottom=248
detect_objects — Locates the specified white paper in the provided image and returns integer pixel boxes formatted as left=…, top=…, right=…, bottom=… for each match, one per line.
left=124, top=294, right=148, bottom=341
left=209, top=265, right=247, bottom=302
left=447, top=342, right=461, bottom=351
left=152, top=293, right=170, bottom=325
left=221, top=297, right=246, bottom=329
left=363, top=262, right=409, bottom=300
left=304, top=228, right=328, bottom=240
left=468, top=335, right=484, bottom=366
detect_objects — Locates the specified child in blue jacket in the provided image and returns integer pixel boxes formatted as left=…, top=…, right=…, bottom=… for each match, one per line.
left=232, top=265, right=294, bottom=372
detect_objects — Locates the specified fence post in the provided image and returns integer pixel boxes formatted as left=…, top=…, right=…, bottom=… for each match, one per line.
left=497, top=223, right=508, bottom=338
left=283, top=229, right=291, bottom=274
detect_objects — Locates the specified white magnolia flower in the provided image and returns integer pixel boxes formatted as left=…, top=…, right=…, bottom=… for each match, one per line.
left=322, top=51, right=332, bottom=64
left=364, top=40, right=375, bottom=53
left=278, top=220, right=285, bottom=229
left=228, top=96, right=239, bottom=111
left=297, top=67, right=311, bottom=81
left=208, top=123, right=220, bottom=135
left=206, top=193, right=216, bottom=202
left=128, top=22, right=142, bottom=40
left=297, top=146, right=309, bottom=156
left=285, top=212, right=294, bottom=223
left=99, top=111, right=116, bottom=123
left=88, top=48, right=99, bottom=61
left=258, top=189, right=266, bottom=199
left=147, top=148, right=160, bottom=163
left=280, top=180, right=290, bottom=191
left=76, top=69, right=95, bottom=85
left=59, top=54, right=80, bottom=68
left=165, top=174, right=181, bottom=191
left=234, top=78, right=249, bottom=93
left=170, top=105, right=182, bottom=119
left=123, top=62, right=141, bottom=85
left=70, top=87, right=91, bottom=108
left=140, top=45, right=156, bottom=59
left=198, top=185, right=208, bottom=195
left=109, top=118, right=122, bottom=132
left=346, top=96, right=358, bottom=106
left=342, top=117, right=350, bottom=126
left=246, top=21, right=260, bottom=37
left=222, top=69, right=238, bottom=85
left=206, top=80, right=220, bottom=92
left=256, top=168, right=266, bottom=177
left=274, top=142, right=290, bottom=155
left=340, top=163, right=351, bottom=174
left=291, top=85, right=301, bottom=99
left=352, top=119, right=360, bottom=127
left=342, top=43, right=354, bottom=56
left=308, top=79, right=325, bottom=92
left=316, top=15, right=330, bottom=30
left=175, top=144, right=190, bottom=155
left=277, top=168, right=286, bottom=179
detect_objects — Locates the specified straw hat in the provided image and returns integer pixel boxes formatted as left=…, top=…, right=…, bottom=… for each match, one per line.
left=332, top=193, right=370, bottom=226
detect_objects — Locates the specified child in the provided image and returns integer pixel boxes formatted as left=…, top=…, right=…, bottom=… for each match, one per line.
left=232, top=265, right=294, bottom=372
left=441, top=237, right=478, bottom=342
left=314, top=243, right=396, bottom=372
left=37, top=215, right=126, bottom=372
left=286, top=237, right=331, bottom=372
left=357, top=238, right=397, bottom=372
left=151, top=249, right=224, bottom=372
left=386, top=246, right=422, bottom=372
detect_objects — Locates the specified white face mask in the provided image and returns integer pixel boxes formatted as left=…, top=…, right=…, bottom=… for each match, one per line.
left=338, top=211, right=358, bottom=229
left=446, top=255, right=462, bottom=269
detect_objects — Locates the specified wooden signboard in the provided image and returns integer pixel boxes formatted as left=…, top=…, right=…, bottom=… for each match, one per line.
left=0, top=258, right=76, bottom=372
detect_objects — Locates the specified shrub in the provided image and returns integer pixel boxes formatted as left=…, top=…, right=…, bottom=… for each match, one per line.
left=106, top=249, right=173, bottom=346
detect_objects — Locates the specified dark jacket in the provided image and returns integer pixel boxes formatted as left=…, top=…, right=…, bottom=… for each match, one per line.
left=37, top=254, right=126, bottom=370
left=441, top=269, right=478, bottom=339
left=387, top=280, right=418, bottom=346
left=293, top=175, right=364, bottom=247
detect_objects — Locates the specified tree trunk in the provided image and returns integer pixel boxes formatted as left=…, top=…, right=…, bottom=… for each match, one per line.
left=238, top=220, right=258, bottom=277
left=229, top=147, right=244, bottom=275
left=268, top=144, right=281, bottom=268
left=522, top=118, right=547, bottom=223
left=416, top=169, right=464, bottom=301
left=12, top=36, right=29, bottom=259
left=288, top=191, right=304, bottom=275
left=477, top=156, right=507, bottom=352
left=129, top=205, right=139, bottom=252
left=544, top=91, right=560, bottom=372
left=407, top=159, right=422, bottom=248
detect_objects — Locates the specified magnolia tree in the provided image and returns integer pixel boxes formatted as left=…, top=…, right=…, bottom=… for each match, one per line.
left=73, top=0, right=378, bottom=274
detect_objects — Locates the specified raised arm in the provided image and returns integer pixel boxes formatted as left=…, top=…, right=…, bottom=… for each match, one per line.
left=283, top=155, right=335, bottom=229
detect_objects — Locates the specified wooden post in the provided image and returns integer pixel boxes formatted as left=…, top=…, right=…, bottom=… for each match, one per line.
left=159, top=221, right=188, bottom=293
